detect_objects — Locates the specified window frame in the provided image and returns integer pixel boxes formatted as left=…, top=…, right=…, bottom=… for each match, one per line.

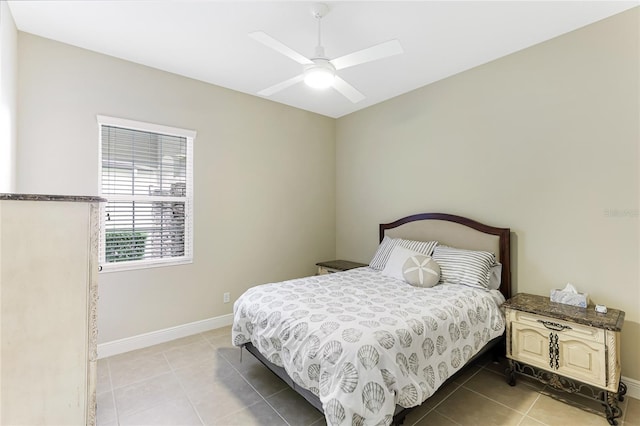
left=97, top=115, right=195, bottom=272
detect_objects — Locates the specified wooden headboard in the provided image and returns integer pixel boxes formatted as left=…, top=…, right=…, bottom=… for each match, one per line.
left=380, top=213, right=511, bottom=299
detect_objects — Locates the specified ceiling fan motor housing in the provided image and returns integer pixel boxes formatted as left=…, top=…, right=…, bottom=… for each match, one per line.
left=304, top=58, right=335, bottom=89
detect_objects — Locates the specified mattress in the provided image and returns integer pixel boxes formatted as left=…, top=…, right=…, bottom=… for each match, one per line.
left=232, top=267, right=505, bottom=426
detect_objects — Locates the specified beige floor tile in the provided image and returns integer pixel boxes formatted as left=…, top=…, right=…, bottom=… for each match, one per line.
left=188, top=372, right=265, bottom=424
left=539, top=385, right=610, bottom=417
left=205, top=333, right=235, bottom=349
left=624, top=396, right=640, bottom=425
left=308, top=417, right=328, bottom=426
left=97, top=358, right=112, bottom=394
left=451, top=363, right=482, bottom=385
left=482, top=355, right=510, bottom=376
left=154, top=334, right=207, bottom=352
left=109, top=351, right=172, bottom=389
left=118, top=396, right=203, bottom=426
left=114, top=372, right=186, bottom=418
left=96, top=391, right=116, bottom=426
left=463, top=369, right=541, bottom=414
left=201, top=325, right=232, bottom=340
left=487, top=359, right=549, bottom=392
left=403, top=380, right=461, bottom=425
left=108, top=343, right=166, bottom=363
left=173, top=354, right=237, bottom=390
left=210, top=400, right=288, bottom=426
left=266, top=388, right=324, bottom=426
left=163, top=340, right=219, bottom=370
left=237, top=360, right=288, bottom=398
left=435, top=387, right=524, bottom=425
left=484, top=357, right=545, bottom=388
left=470, top=351, right=495, bottom=368
left=412, top=410, right=459, bottom=426
left=519, top=416, right=549, bottom=426
left=527, top=394, right=611, bottom=426
left=218, top=345, right=263, bottom=374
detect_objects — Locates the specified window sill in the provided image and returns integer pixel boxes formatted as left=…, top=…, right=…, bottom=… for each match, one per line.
left=99, top=257, right=193, bottom=273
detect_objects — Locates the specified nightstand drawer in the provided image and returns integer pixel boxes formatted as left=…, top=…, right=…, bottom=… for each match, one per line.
left=510, top=310, right=604, bottom=344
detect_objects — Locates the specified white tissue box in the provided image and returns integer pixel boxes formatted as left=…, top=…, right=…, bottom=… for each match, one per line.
left=550, top=289, right=589, bottom=308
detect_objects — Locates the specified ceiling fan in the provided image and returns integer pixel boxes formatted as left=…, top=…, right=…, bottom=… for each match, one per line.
left=249, top=3, right=403, bottom=103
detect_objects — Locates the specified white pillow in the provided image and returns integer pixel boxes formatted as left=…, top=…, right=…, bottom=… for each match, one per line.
left=369, top=236, right=438, bottom=271
left=487, top=263, right=502, bottom=290
left=381, top=246, right=441, bottom=288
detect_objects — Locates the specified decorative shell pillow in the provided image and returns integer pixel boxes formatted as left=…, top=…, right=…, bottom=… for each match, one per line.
left=381, top=245, right=441, bottom=288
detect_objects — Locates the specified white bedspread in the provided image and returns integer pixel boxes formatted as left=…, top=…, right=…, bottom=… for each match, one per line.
left=232, top=267, right=505, bottom=426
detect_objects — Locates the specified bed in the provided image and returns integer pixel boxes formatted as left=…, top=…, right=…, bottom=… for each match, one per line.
left=232, top=213, right=511, bottom=425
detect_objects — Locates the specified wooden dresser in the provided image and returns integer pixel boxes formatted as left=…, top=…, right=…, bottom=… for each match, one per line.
left=0, top=194, right=103, bottom=425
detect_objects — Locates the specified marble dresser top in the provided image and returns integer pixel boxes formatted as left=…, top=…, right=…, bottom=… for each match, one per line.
left=504, top=293, right=625, bottom=332
left=0, top=193, right=105, bottom=203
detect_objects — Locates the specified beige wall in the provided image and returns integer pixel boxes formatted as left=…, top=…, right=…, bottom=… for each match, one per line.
left=336, top=8, right=639, bottom=381
left=16, top=33, right=336, bottom=343
left=0, top=1, right=17, bottom=192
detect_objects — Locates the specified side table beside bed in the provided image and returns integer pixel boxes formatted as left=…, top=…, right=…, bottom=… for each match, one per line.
left=504, top=293, right=626, bottom=425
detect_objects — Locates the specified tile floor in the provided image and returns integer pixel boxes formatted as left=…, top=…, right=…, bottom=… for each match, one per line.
left=97, top=326, right=639, bottom=426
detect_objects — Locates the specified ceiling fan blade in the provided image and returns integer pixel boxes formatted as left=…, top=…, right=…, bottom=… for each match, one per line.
left=258, top=74, right=305, bottom=97
left=331, top=39, right=403, bottom=71
left=333, top=76, right=365, bottom=103
left=249, top=31, right=314, bottom=66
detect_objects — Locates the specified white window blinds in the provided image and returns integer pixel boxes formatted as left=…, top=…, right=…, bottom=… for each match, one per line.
left=98, top=116, right=195, bottom=271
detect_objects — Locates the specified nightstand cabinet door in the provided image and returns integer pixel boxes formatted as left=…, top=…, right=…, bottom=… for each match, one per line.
left=558, top=336, right=606, bottom=388
left=510, top=320, right=551, bottom=371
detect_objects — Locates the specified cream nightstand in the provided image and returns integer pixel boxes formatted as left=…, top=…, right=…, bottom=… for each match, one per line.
left=316, top=260, right=367, bottom=275
left=504, top=293, right=626, bottom=425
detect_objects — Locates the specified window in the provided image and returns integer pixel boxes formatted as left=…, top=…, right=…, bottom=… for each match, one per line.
left=98, top=116, right=195, bottom=271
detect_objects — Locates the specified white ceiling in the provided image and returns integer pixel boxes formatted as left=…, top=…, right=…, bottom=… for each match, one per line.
left=7, top=1, right=638, bottom=118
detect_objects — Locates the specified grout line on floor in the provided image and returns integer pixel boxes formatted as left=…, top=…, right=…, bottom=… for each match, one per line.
left=162, top=351, right=206, bottom=426
left=205, top=334, right=293, bottom=426
left=481, top=362, right=547, bottom=392
left=520, top=393, right=546, bottom=425
left=105, top=359, right=120, bottom=426
left=408, top=383, right=463, bottom=425
left=432, top=410, right=463, bottom=426
left=461, top=385, right=537, bottom=417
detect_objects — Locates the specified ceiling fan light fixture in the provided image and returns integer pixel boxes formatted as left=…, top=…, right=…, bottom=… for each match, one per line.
left=304, top=60, right=335, bottom=89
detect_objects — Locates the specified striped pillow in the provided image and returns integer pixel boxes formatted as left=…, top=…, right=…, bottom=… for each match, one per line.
left=432, top=245, right=496, bottom=289
left=369, top=236, right=438, bottom=271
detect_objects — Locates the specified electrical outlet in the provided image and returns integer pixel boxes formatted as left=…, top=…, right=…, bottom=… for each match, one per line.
left=223, top=292, right=230, bottom=303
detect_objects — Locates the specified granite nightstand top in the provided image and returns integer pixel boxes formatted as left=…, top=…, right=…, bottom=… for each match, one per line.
left=316, top=260, right=368, bottom=271
left=0, top=193, right=105, bottom=203
left=504, top=293, right=625, bottom=332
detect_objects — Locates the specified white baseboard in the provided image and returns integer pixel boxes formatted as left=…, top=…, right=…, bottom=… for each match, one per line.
left=97, top=314, right=233, bottom=359
left=622, top=375, right=640, bottom=400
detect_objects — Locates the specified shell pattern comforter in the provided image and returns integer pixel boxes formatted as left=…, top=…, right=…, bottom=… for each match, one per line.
left=232, top=267, right=505, bottom=426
